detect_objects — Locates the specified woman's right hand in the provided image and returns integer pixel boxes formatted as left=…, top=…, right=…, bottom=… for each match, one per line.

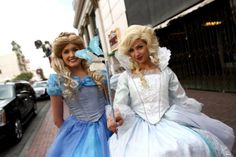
left=107, top=110, right=124, bottom=133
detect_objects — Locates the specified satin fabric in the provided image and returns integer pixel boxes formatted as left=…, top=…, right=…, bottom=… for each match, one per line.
left=46, top=74, right=111, bottom=157
left=109, top=68, right=234, bottom=157
left=46, top=114, right=111, bottom=157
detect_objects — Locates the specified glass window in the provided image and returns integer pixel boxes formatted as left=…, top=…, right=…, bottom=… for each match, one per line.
left=0, top=85, right=14, bottom=99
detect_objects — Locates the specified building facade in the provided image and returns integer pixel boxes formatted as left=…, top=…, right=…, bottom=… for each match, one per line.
left=73, top=0, right=128, bottom=74
left=0, top=42, right=29, bottom=82
left=73, top=0, right=236, bottom=92
left=0, top=52, right=27, bottom=82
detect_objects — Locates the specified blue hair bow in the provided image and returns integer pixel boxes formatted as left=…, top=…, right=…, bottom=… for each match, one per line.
left=75, top=36, right=103, bottom=63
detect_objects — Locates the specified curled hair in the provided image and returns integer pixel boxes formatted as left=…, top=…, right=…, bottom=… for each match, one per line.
left=51, top=32, right=104, bottom=98
left=118, top=25, right=160, bottom=87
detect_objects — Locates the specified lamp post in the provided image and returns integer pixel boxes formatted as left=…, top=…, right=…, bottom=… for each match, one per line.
left=34, top=40, right=52, bottom=80
left=34, top=40, right=52, bottom=63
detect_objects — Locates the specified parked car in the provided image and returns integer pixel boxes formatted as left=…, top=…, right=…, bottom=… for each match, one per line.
left=32, top=80, right=49, bottom=100
left=0, top=81, right=37, bottom=143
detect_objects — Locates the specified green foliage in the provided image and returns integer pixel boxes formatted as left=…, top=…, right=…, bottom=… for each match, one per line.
left=13, top=72, right=34, bottom=81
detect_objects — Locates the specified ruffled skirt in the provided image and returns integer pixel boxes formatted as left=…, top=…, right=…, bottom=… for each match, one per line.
left=109, top=106, right=234, bottom=157
left=46, top=113, right=111, bottom=157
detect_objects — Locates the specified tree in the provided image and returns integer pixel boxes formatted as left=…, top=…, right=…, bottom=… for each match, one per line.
left=13, top=72, right=34, bottom=81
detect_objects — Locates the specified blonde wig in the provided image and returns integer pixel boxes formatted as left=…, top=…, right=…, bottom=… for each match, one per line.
left=118, top=25, right=160, bottom=87
left=51, top=32, right=104, bottom=98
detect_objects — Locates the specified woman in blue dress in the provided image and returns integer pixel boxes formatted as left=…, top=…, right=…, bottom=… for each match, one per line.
left=45, top=32, right=111, bottom=157
left=107, top=25, right=234, bottom=157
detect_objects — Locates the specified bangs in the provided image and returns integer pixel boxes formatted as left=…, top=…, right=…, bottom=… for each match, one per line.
left=52, top=34, right=84, bottom=58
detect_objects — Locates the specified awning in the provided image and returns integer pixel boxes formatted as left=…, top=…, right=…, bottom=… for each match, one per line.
left=153, top=0, right=216, bottom=30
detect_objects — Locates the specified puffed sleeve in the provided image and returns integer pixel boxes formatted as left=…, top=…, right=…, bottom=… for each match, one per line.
left=47, top=74, right=62, bottom=96
left=110, top=73, right=121, bottom=90
left=112, top=72, right=135, bottom=119
left=168, top=67, right=202, bottom=112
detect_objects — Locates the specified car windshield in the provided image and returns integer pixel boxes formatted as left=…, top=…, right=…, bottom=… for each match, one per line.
left=0, top=85, right=14, bottom=99
left=32, top=81, right=47, bottom=88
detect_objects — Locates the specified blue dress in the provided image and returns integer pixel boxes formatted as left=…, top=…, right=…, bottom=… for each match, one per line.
left=45, top=74, right=111, bottom=157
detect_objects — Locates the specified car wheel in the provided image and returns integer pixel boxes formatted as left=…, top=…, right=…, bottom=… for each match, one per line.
left=11, top=118, right=23, bottom=143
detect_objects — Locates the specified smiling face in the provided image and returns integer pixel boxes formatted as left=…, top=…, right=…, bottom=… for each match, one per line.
left=61, top=43, right=83, bottom=69
left=128, top=39, right=151, bottom=66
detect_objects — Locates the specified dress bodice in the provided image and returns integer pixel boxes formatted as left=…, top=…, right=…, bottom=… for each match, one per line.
left=113, top=46, right=203, bottom=124
left=114, top=67, right=203, bottom=124
left=47, top=74, right=107, bottom=122
left=130, top=71, right=170, bottom=124
left=114, top=69, right=171, bottom=124
left=64, top=85, right=106, bottom=122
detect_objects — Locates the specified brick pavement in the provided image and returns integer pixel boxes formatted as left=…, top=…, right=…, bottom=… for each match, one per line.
left=24, top=106, right=57, bottom=157
left=185, top=89, right=236, bottom=156
left=23, top=90, right=236, bottom=157
left=24, top=105, right=69, bottom=157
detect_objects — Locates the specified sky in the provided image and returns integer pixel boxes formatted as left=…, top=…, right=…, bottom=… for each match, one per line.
left=0, top=0, right=77, bottom=77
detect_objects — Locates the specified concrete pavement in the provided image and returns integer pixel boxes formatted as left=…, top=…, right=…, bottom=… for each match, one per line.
left=23, top=89, right=236, bottom=157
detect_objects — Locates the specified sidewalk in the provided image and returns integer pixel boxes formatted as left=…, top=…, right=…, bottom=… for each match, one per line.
left=24, top=106, right=58, bottom=157
left=24, top=89, right=236, bottom=157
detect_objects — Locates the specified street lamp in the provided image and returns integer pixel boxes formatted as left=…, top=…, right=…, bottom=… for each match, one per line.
left=34, top=40, right=52, bottom=58
left=34, top=40, right=52, bottom=80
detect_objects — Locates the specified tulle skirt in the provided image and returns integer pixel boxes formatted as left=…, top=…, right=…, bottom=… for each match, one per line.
left=109, top=105, right=234, bottom=157
left=46, top=113, right=111, bottom=157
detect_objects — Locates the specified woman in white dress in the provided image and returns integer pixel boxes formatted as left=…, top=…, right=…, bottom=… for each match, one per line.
left=107, top=25, right=235, bottom=157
